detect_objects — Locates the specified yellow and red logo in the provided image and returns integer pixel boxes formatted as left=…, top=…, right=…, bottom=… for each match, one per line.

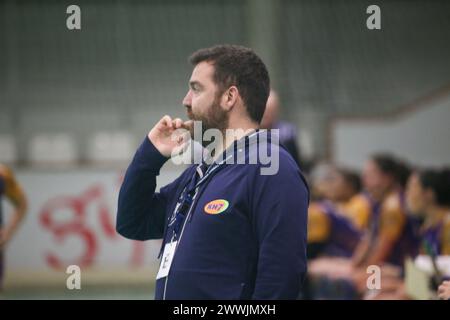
left=204, top=199, right=229, bottom=215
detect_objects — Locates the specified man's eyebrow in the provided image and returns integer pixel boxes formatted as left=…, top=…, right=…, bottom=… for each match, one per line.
left=189, top=81, right=203, bottom=89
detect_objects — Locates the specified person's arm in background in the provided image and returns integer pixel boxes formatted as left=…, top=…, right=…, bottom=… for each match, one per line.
left=352, top=197, right=405, bottom=268
left=0, top=165, right=28, bottom=250
left=350, top=200, right=406, bottom=294
left=363, top=204, right=405, bottom=267
left=251, top=154, right=309, bottom=299
left=306, top=204, right=330, bottom=259
left=116, top=116, right=192, bottom=240
left=438, top=280, right=450, bottom=300
left=347, top=196, right=372, bottom=267
left=351, top=234, right=372, bottom=267
left=344, top=195, right=371, bottom=232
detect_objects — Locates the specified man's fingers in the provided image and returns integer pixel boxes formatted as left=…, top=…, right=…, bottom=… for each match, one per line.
left=182, top=120, right=193, bottom=130
left=160, top=115, right=173, bottom=128
left=173, top=118, right=183, bottom=129
left=175, top=129, right=191, bottom=144
left=172, top=132, right=191, bottom=156
left=160, top=116, right=189, bottom=130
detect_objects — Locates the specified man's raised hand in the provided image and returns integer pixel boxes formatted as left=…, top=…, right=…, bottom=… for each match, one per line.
left=148, top=115, right=193, bottom=157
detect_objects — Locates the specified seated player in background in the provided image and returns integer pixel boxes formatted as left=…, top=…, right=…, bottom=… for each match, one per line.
left=351, top=155, right=417, bottom=269
left=438, top=281, right=450, bottom=300
left=309, top=155, right=418, bottom=298
left=406, top=168, right=450, bottom=291
left=344, top=156, right=412, bottom=233
left=0, top=164, right=28, bottom=291
left=408, top=168, right=450, bottom=256
left=307, top=164, right=362, bottom=259
left=367, top=167, right=450, bottom=299
left=340, top=177, right=374, bottom=232
left=304, top=164, right=362, bottom=299
left=332, top=168, right=364, bottom=221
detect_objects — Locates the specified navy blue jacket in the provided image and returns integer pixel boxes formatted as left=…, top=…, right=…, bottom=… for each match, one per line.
left=116, top=132, right=309, bottom=299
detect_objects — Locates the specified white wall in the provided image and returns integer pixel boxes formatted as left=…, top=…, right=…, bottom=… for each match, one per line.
left=332, top=94, right=450, bottom=169
left=3, top=165, right=184, bottom=275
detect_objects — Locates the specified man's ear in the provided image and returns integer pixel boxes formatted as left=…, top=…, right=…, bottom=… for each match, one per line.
left=222, top=86, right=239, bottom=111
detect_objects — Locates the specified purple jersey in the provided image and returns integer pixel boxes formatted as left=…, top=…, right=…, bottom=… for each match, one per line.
left=321, top=201, right=362, bottom=257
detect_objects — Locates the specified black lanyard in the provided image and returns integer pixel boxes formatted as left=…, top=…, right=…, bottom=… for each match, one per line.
left=157, top=155, right=233, bottom=259
left=169, top=157, right=232, bottom=240
left=158, top=130, right=261, bottom=258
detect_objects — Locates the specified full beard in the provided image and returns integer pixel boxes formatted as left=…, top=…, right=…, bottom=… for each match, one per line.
left=187, top=96, right=229, bottom=148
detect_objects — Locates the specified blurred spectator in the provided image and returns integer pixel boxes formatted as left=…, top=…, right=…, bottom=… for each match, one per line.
left=351, top=154, right=418, bottom=268
left=261, top=90, right=305, bottom=170
left=307, top=164, right=362, bottom=259
left=438, top=281, right=450, bottom=300
left=308, top=163, right=335, bottom=201
left=0, top=164, right=28, bottom=291
left=307, top=154, right=420, bottom=299
left=365, top=167, right=450, bottom=299
left=406, top=168, right=450, bottom=256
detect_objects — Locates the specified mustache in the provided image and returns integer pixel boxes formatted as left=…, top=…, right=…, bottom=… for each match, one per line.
left=185, top=105, right=196, bottom=121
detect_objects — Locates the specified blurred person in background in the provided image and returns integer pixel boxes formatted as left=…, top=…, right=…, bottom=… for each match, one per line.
left=322, top=166, right=365, bottom=229
left=366, top=167, right=450, bottom=299
left=260, top=90, right=305, bottom=171
left=339, top=170, right=377, bottom=232
left=308, top=154, right=419, bottom=298
left=305, top=164, right=362, bottom=299
left=406, top=168, right=450, bottom=292
left=342, top=157, right=411, bottom=233
left=351, top=154, right=417, bottom=269
left=407, top=168, right=450, bottom=256
left=0, top=164, right=28, bottom=291
left=349, top=155, right=418, bottom=296
left=332, top=169, right=362, bottom=212
left=307, top=164, right=362, bottom=259
left=438, top=281, right=450, bottom=300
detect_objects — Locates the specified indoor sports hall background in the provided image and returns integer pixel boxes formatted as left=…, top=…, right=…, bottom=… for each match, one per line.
left=1, top=0, right=449, bottom=299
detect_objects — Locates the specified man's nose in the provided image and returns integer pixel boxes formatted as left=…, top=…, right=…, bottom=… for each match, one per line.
left=182, top=90, right=192, bottom=107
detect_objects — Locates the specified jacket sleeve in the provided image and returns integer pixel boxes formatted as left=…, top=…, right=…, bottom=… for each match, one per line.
left=250, top=152, right=309, bottom=299
left=116, top=137, right=182, bottom=241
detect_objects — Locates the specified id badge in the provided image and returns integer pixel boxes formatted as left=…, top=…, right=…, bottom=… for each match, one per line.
left=156, top=241, right=177, bottom=280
